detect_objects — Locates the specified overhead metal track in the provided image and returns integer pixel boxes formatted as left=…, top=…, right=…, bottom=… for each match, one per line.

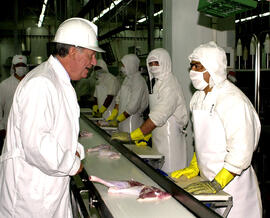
left=77, top=0, right=97, bottom=18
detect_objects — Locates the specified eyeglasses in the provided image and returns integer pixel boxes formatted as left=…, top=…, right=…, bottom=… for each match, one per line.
left=190, top=63, right=205, bottom=71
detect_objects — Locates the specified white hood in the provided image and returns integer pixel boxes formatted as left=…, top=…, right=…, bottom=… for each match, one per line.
left=121, top=54, right=140, bottom=77
left=188, top=41, right=227, bottom=86
left=96, top=59, right=109, bottom=73
left=146, top=48, right=171, bottom=81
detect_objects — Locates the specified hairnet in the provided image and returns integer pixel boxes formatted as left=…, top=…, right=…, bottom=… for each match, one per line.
left=188, top=41, right=227, bottom=85
left=146, top=48, right=171, bottom=81
left=12, top=55, right=27, bottom=65
left=10, top=55, right=27, bottom=74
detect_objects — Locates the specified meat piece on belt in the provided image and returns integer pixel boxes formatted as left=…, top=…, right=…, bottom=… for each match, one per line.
left=79, top=130, right=94, bottom=138
left=87, top=144, right=121, bottom=159
left=87, top=144, right=111, bottom=153
left=89, top=175, right=171, bottom=201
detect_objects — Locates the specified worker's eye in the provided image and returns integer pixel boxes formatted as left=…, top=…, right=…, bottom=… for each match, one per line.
left=190, top=63, right=204, bottom=70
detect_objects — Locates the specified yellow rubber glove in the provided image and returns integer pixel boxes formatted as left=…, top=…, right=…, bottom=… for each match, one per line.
left=171, top=153, right=199, bottom=179
left=99, top=105, right=107, bottom=114
left=117, top=113, right=127, bottom=122
left=92, top=105, right=98, bottom=116
left=106, top=108, right=118, bottom=121
left=108, top=120, right=118, bottom=127
left=184, top=168, right=234, bottom=195
left=130, top=128, right=144, bottom=141
left=214, top=168, right=234, bottom=189
left=135, top=133, right=152, bottom=147
left=111, top=132, right=130, bottom=142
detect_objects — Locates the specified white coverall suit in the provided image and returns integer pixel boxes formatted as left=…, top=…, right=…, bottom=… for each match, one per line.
left=0, top=74, right=20, bottom=132
left=147, top=48, right=189, bottom=173
left=94, top=59, right=120, bottom=119
left=189, top=42, right=262, bottom=218
left=116, top=54, right=149, bottom=133
left=0, top=55, right=85, bottom=218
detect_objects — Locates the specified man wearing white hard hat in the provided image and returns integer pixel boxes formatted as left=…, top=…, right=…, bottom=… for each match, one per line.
left=171, top=41, right=262, bottom=218
left=0, top=18, right=104, bottom=218
left=0, top=54, right=28, bottom=153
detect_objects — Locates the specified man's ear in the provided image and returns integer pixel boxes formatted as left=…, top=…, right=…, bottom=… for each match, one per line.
left=68, top=46, right=77, bottom=58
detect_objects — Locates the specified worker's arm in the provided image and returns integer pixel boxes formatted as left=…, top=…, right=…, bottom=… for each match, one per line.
left=99, top=95, right=114, bottom=114
left=103, top=95, right=114, bottom=108
left=140, top=118, right=156, bottom=135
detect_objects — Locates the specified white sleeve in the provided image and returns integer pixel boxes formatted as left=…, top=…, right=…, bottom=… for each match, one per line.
left=149, top=81, right=178, bottom=127
left=106, top=76, right=118, bottom=96
left=125, top=76, right=146, bottom=115
left=19, top=78, right=80, bottom=177
left=93, top=86, right=97, bottom=98
left=218, top=94, right=261, bottom=175
left=0, top=83, right=4, bottom=130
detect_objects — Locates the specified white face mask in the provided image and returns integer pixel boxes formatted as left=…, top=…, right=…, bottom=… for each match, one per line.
left=15, top=66, right=27, bottom=77
left=189, top=70, right=208, bottom=90
left=149, top=66, right=162, bottom=78
left=120, top=66, right=127, bottom=75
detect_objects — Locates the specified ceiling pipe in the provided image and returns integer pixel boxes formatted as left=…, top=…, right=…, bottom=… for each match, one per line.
left=77, top=0, right=95, bottom=18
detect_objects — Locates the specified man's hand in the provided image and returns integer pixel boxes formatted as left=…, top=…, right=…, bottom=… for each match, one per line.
left=75, top=151, right=83, bottom=175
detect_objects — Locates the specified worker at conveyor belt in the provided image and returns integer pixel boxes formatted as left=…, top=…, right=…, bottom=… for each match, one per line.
left=111, top=48, right=189, bottom=173
left=0, top=17, right=104, bottom=218
left=171, top=41, right=262, bottom=218
left=91, top=59, right=120, bottom=119
left=106, top=54, right=149, bottom=133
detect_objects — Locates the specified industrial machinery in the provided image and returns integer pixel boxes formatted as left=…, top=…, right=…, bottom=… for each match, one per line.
left=198, top=0, right=258, bottom=18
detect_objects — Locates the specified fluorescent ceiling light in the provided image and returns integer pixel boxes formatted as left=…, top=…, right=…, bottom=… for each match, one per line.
left=137, top=10, right=163, bottom=24
left=37, top=0, right=48, bottom=27
left=92, top=0, right=123, bottom=23
left=235, top=11, right=270, bottom=23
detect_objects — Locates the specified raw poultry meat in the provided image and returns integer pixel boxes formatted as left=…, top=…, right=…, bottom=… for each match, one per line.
left=87, top=144, right=121, bottom=159
left=96, top=120, right=110, bottom=127
left=89, top=175, right=171, bottom=201
left=98, top=149, right=121, bottom=159
left=79, top=130, right=93, bottom=138
left=138, top=186, right=171, bottom=202
left=87, top=144, right=111, bottom=152
left=89, top=175, right=143, bottom=188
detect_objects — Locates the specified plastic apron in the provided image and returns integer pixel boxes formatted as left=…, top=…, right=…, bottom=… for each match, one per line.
left=193, top=107, right=262, bottom=218
left=95, top=83, right=116, bottom=120
left=118, top=83, right=143, bottom=133
left=149, top=92, right=187, bottom=173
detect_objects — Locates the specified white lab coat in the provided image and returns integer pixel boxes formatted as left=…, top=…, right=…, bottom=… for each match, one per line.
left=147, top=48, right=189, bottom=173
left=0, top=55, right=85, bottom=218
left=116, top=54, right=149, bottom=133
left=0, top=74, right=20, bottom=130
left=191, top=80, right=262, bottom=218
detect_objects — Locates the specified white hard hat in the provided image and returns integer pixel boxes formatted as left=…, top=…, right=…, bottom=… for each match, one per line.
left=53, top=17, right=105, bottom=52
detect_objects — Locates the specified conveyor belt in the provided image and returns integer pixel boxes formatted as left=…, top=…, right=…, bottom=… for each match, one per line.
left=80, top=113, right=222, bottom=218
